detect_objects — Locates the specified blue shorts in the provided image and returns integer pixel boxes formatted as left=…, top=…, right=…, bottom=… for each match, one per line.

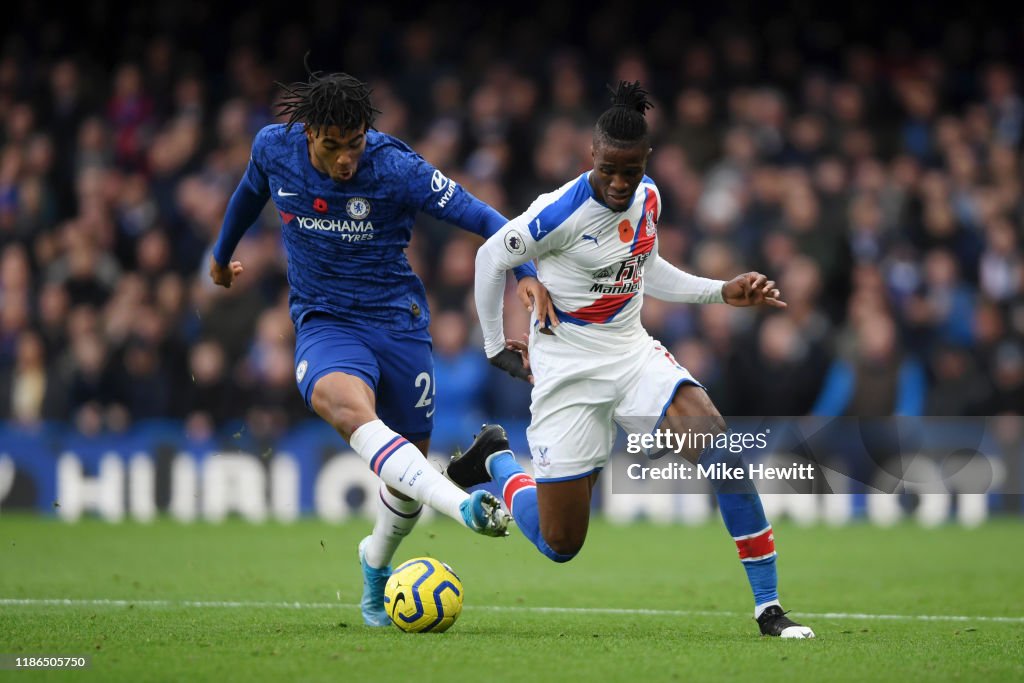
left=294, top=314, right=435, bottom=441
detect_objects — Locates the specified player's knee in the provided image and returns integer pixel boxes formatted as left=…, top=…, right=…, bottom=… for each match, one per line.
left=709, top=415, right=728, bottom=436
left=311, top=383, right=375, bottom=435
left=540, top=528, right=584, bottom=562
left=693, top=414, right=728, bottom=441
left=666, top=386, right=728, bottom=460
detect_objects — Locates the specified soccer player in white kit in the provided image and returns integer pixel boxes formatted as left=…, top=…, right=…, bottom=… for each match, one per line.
left=448, top=81, right=814, bottom=638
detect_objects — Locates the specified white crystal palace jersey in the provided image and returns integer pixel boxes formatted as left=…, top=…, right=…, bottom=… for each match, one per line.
left=485, top=172, right=661, bottom=354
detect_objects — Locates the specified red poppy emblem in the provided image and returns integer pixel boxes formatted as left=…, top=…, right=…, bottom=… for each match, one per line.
left=313, top=198, right=328, bottom=213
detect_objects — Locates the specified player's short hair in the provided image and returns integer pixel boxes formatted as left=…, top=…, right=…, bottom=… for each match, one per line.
left=594, top=80, right=654, bottom=149
left=277, top=57, right=380, bottom=134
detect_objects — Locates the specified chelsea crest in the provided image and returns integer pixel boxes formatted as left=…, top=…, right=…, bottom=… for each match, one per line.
left=346, top=197, right=371, bottom=219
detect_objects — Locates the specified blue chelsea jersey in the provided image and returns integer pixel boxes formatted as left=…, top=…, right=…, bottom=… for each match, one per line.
left=245, top=124, right=473, bottom=337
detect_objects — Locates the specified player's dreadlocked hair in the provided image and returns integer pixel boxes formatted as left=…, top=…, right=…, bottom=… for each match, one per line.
left=276, top=55, right=381, bottom=133
left=594, top=80, right=654, bottom=148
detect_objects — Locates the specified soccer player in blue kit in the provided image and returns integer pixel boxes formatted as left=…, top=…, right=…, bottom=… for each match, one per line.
left=208, top=68, right=550, bottom=627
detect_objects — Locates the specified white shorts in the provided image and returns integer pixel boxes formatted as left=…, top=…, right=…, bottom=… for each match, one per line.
left=525, top=331, right=703, bottom=482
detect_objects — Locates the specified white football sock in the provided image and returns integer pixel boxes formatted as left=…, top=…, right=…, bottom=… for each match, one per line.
left=350, top=419, right=467, bottom=523
left=363, top=484, right=421, bottom=569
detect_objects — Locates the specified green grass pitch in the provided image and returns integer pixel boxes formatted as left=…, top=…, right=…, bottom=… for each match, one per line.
left=2, top=515, right=1023, bottom=682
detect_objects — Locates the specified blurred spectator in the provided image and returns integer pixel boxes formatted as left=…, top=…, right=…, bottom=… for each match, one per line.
left=38, top=59, right=92, bottom=219
left=184, top=339, right=237, bottom=440
left=118, top=335, right=170, bottom=421
left=193, top=240, right=267, bottom=365
left=670, top=89, right=720, bottom=173
left=985, top=341, right=1024, bottom=414
left=431, top=310, right=490, bottom=451
left=896, top=77, right=939, bottom=164
left=901, top=248, right=976, bottom=351
left=0, top=330, right=47, bottom=425
left=812, top=312, right=926, bottom=416
left=106, top=63, right=154, bottom=172
left=728, top=313, right=830, bottom=416
left=47, top=227, right=120, bottom=308
left=926, top=343, right=991, bottom=416
left=34, top=281, right=69, bottom=358
left=432, top=236, right=480, bottom=311
left=63, top=331, right=120, bottom=422
left=233, top=303, right=303, bottom=439
left=979, top=215, right=1023, bottom=302
left=982, top=62, right=1023, bottom=148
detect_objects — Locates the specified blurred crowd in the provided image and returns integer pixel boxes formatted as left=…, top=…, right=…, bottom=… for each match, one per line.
left=0, top=2, right=1022, bottom=447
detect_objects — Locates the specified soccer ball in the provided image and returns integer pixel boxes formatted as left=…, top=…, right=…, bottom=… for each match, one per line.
left=383, top=557, right=464, bottom=633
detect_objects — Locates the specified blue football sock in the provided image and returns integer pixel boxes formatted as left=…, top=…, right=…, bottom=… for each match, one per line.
left=488, top=452, right=576, bottom=563
left=699, top=441, right=779, bottom=607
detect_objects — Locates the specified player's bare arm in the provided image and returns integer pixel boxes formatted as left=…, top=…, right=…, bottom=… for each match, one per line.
left=722, top=271, right=786, bottom=308
left=209, top=255, right=244, bottom=288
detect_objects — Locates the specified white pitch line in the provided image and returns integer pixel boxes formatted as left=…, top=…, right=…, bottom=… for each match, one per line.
left=1, top=599, right=1022, bottom=624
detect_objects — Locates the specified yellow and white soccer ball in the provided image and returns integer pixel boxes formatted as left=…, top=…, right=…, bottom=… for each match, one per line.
left=383, top=557, right=464, bottom=633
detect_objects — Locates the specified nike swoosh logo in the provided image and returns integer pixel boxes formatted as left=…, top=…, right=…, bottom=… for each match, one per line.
left=277, top=188, right=298, bottom=197
left=426, top=406, right=436, bottom=418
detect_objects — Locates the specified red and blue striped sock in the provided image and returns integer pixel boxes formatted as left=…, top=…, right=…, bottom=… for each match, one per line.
left=488, top=452, right=576, bottom=563
left=700, top=441, right=779, bottom=608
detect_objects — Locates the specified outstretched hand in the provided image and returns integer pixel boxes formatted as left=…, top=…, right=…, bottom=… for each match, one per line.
left=209, top=255, right=244, bottom=288
left=722, top=272, right=787, bottom=308
left=516, top=276, right=559, bottom=334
